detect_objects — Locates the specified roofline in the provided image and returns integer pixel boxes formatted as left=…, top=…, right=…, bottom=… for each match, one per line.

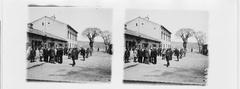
left=67, top=25, right=78, bottom=34
left=125, top=16, right=141, bottom=25
left=125, top=16, right=172, bottom=34
left=27, top=28, right=67, bottom=42
left=124, top=28, right=161, bottom=43
left=29, top=16, right=78, bottom=33
left=161, top=25, right=171, bottom=34
left=124, top=33, right=161, bottom=43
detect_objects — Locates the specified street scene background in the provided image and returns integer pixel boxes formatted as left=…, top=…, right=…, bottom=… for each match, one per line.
left=26, top=7, right=112, bottom=83
left=124, top=10, right=208, bottom=85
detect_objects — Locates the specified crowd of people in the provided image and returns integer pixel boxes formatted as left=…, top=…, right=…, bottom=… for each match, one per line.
left=26, top=46, right=93, bottom=67
left=124, top=46, right=186, bottom=67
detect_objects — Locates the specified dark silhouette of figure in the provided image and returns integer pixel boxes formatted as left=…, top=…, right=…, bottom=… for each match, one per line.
left=80, top=48, right=86, bottom=61
left=165, top=48, right=173, bottom=67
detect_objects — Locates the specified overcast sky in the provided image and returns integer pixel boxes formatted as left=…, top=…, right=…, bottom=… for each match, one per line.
left=126, top=9, right=208, bottom=43
left=29, top=7, right=112, bottom=42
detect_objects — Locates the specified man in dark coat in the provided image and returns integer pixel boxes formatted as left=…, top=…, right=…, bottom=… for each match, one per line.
left=151, top=48, right=158, bottom=64
left=86, top=48, right=90, bottom=58
left=137, top=47, right=143, bottom=63
left=157, top=47, right=162, bottom=57
left=64, top=47, right=68, bottom=55
left=80, top=48, right=86, bottom=61
left=143, top=48, right=149, bottom=64
left=174, top=48, right=180, bottom=61
left=43, top=47, right=49, bottom=62
left=29, top=47, right=36, bottom=62
left=49, top=47, right=55, bottom=64
left=57, top=47, right=64, bottom=64
left=71, top=48, right=78, bottom=66
left=124, top=48, right=130, bottom=63
left=165, top=48, right=173, bottom=67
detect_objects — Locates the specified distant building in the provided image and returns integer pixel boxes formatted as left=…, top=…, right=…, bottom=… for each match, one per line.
left=28, top=16, right=78, bottom=48
left=125, top=16, right=171, bottom=49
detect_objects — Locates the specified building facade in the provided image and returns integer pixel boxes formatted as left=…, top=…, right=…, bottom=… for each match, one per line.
left=27, top=26, right=67, bottom=49
left=29, top=16, right=78, bottom=48
left=125, top=17, right=171, bottom=49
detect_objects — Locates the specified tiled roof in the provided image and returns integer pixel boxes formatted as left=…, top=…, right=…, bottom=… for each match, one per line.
left=28, top=28, right=67, bottom=42
left=125, top=28, right=161, bottom=43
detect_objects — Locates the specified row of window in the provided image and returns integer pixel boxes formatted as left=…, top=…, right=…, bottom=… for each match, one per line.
left=162, top=44, right=171, bottom=49
left=161, top=32, right=171, bottom=41
left=67, top=31, right=77, bottom=41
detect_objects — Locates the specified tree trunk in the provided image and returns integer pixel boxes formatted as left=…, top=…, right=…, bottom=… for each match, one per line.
left=183, top=41, right=187, bottom=51
left=89, top=41, right=94, bottom=52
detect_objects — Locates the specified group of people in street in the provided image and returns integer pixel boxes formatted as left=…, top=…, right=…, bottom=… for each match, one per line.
left=124, top=46, right=186, bottom=67
left=68, top=47, right=92, bottom=66
left=27, top=45, right=93, bottom=67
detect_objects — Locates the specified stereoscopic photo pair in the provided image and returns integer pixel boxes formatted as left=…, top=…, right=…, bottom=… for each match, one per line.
left=26, top=6, right=208, bottom=86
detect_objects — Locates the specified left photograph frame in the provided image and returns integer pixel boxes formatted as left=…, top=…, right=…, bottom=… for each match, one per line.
left=26, top=5, right=113, bottom=83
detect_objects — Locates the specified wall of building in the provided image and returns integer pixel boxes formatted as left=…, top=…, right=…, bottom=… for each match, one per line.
left=67, top=27, right=78, bottom=48
left=125, top=17, right=171, bottom=49
left=126, top=17, right=162, bottom=41
left=31, top=17, right=67, bottom=39
left=31, top=17, right=78, bottom=48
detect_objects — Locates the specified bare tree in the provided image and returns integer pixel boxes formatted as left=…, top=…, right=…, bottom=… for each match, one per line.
left=175, top=28, right=195, bottom=51
left=194, top=31, right=207, bottom=53
left=82, top=27, right=102, bottom=51
left=100, top=30, right=112, bottom=53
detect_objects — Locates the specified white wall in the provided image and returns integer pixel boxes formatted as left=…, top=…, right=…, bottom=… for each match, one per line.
left=126, top=17, right=171, bottom=49
left=31, top=17, right=68, bottom=39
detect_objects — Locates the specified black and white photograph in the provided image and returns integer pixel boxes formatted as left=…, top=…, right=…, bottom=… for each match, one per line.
left=124, top=9, right=209, bottom=85
left=26, top=6, right=112, bottom=83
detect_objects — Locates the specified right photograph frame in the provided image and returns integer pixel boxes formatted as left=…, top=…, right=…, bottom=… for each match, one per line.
left=123, top=9, right=209, bottom=86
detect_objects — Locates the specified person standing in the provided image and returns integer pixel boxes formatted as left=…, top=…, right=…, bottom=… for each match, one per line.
left=57, top=47, right=64, bottom=64
left=174, top=48, right=180, bottom=61
left=49, top=47, right=55, bottom=64
left=151, top=48, right=158, bottom=64
left=149, top=48, right=152, bottom=63
left=162, top=49, right=166, bottom=60
left=143, top=48, right=149, bottom=64
left=71, top=48, right=78, bottom=66
left=86, top=48, right=90, bottom=58
left=137, top=47, right=143, bottom=63
left=133, top=48, right=138, bottom=62
left=54, top=47, right=58, bottom=62
left=180, top=48, right=184, bottom=59
left=26, top=46, right=32, bottom=61
left=80, top=47, right=86, bottom=61
left=39, top=47, right=43, bottom=62
left=124, top=48, right=130, bottom=63
left=29, top=47, right=36, bottom=62
left=165, top=48, right=173, bottom=67
left=43, top=46, right=48, bottom=62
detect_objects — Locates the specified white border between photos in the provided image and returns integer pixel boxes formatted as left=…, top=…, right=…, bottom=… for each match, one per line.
left=1, top=0, right=239, bottom=89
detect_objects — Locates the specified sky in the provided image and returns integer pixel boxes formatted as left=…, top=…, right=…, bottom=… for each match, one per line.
left=126, top=9, right=209, bottom=43
left=29, top=7, right=112, bottom=42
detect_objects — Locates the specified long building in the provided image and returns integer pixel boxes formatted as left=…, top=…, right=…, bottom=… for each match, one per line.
left=28, top=16, right=78, bottom=48
left=125, top=17, right=171, bottom=49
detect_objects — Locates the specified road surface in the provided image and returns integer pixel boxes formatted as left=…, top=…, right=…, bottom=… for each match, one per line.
left=27, top=51, right=111, bottom=83
left=124, top=52, right=208, bottom=85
